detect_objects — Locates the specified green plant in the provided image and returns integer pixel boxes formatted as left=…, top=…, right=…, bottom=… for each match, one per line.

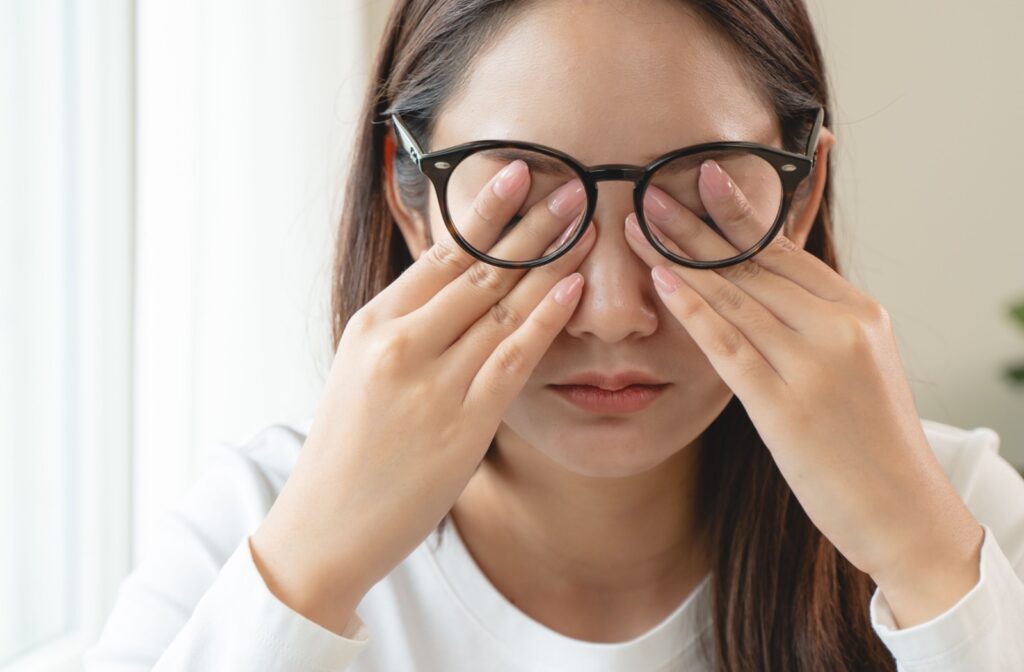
left=1006, top=298, right=1024, bottom=386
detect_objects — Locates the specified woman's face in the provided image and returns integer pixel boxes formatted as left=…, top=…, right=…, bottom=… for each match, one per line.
left=396, top=0, right=826, bottom=477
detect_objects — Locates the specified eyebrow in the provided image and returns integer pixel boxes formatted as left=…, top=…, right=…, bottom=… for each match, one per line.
left=641, top=131, right=779, bottom=162
left=475, top=147, right=579, bottom=173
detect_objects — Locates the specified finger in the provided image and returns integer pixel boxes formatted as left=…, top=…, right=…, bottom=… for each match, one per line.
left=698, top=159, right=856, bottom=303
left=462, top=272, right=585, bottom=417
left=377, top=158, right=534, bottom=319
left=648, top=257, right=804, bottom=380
left=625, top=212, right=832, bottom=334
left=642, top=182, right=750, bottom=264
left=442, top=222, right=595, bottom=373
left=408, top=175, right=589, bottom=356
left=650, top=263, right=786, bottom=403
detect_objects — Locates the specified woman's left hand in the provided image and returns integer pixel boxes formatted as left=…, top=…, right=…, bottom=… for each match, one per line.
left=623, top=158, right=984, bottom=627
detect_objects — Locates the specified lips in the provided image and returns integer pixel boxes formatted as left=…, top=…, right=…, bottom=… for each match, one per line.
left=548, top=382, right=669, bottom=413
left=551, top=369, right=667, bottom=391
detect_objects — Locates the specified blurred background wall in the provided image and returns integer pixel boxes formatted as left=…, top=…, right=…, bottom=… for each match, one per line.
left=2, top=0, right=1022, bottom=668
left=802, top=0, right=1024, bottom=471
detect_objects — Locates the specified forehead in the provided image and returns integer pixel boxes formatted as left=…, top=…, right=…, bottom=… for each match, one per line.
left=432, top=0, right=781, bottom=165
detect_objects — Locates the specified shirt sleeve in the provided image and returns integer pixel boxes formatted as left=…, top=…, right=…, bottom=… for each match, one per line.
left=82, top=436, right=373, bottom=671
left=869, top=523, right=1024, bottom=670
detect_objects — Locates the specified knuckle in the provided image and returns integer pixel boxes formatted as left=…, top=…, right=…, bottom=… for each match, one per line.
left=472, top=194, right=500, bottom=228
left=466, top=261, right=505, bottom=293
left=714, top=326, right=745, bottom=359
left=728, top=191, right=757, bottom=222
left=770, top=233, right=800, bottom=254
left=676, top=295, right=705, bottom=322
left=834, top=314, right=872, bottom=352
left=489, top=299, right=524, bottom=329
left=348, top=305, right=376, bottom=332
left=860, top=297, right=891, bottom=326
left=718, top=259, right=763, bottom=285
left=478, top=370, right=506, bottom=401
left=368, top=328, right=414, bottom=375
left=494, top=342, right=528, bottom=378
left=709, top=283, right=746, bottom=314
left=743, top=308, right=774, bottom=337
left=426, top=239, right=464, bottom=272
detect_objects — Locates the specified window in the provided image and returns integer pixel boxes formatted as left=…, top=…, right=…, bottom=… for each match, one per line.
left=1, top=1, right=134, bottom=668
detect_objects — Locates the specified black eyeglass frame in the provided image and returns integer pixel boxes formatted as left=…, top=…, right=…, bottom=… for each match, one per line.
left=375, top=105, right=824, bottom=270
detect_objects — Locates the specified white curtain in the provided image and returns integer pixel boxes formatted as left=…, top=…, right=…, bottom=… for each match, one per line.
left=132, top=0, right=374, bottom=563
left=2, top=0, right=133, bottom=668
left=1, top=1, right=376, bottom=668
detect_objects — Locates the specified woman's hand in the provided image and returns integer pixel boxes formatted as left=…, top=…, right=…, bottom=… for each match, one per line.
left=624, top=158, right=984, bottom=628
left=250, top=160, right=595, bottom=632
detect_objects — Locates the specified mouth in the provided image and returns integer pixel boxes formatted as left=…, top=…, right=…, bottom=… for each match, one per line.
left=547, top=382, right=671, bottom=414
left=552, top=369, right=668, bottom=390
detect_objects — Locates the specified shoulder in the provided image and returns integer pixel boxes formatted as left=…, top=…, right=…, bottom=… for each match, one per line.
left=84, top=417, right=326, bottom=668
left=922, top=417, right=1024, bottom=569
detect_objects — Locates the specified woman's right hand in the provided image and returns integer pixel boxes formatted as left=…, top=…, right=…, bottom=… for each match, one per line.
left=249, top=158, right=595, bottom=633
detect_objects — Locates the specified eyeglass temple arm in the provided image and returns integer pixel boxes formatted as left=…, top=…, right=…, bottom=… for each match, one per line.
left=385, top=113, right=424, bottom=167
left=805, top=105, right=825, bottom=166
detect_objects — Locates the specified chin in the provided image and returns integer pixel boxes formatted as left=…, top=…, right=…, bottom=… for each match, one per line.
left=495, top=404, right=694, bottom=479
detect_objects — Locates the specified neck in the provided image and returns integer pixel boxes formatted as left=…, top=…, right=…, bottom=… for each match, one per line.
left=451, top=428, right=709, bottom=597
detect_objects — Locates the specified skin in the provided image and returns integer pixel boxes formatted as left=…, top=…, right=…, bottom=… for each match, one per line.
left=385, top=0, right=985, bottom=639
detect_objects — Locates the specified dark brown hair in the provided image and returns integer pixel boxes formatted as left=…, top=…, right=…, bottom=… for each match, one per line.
left=331, top=1, right=896, bottom=669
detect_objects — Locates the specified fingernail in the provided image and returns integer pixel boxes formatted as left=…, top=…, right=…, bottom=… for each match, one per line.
left=700, top=160, right=734, bottom=199
left=643, top=185, right=677, bottom=224
left=554, top=273, right=584, bottom=305
left=652, top=265, right=683, bottom=293
left=493, top=160, right=527, bottom=198
left=547, top=179, right=586, bottom=217
left=625, top=213, right=644, bottom=239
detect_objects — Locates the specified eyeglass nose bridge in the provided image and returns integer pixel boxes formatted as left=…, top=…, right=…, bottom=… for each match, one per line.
left=585, top=164, right=647, bottom=183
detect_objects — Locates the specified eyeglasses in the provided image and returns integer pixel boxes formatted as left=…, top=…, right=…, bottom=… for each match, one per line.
left=374, top=105, right=824, bottom=270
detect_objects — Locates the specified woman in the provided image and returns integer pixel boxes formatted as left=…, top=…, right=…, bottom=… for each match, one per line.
left=85, top=0, right=1024, bottom=670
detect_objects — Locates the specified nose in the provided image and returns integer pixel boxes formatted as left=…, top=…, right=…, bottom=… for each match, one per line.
left=562, top=179, right=660, bottom=342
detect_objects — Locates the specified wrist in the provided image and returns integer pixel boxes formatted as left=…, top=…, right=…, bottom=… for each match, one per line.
left=869, top=516, right=984, bottom=629
left=250, top=522, right=374, bottom=634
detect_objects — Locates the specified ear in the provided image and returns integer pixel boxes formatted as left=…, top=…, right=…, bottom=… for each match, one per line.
left=784, top=126, right=835, bottom=249
left=382, top=131, right=432, bottom=261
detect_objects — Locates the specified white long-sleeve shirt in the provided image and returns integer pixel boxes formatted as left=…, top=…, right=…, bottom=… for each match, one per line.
left=83, top=417, right=1024, bottom=671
